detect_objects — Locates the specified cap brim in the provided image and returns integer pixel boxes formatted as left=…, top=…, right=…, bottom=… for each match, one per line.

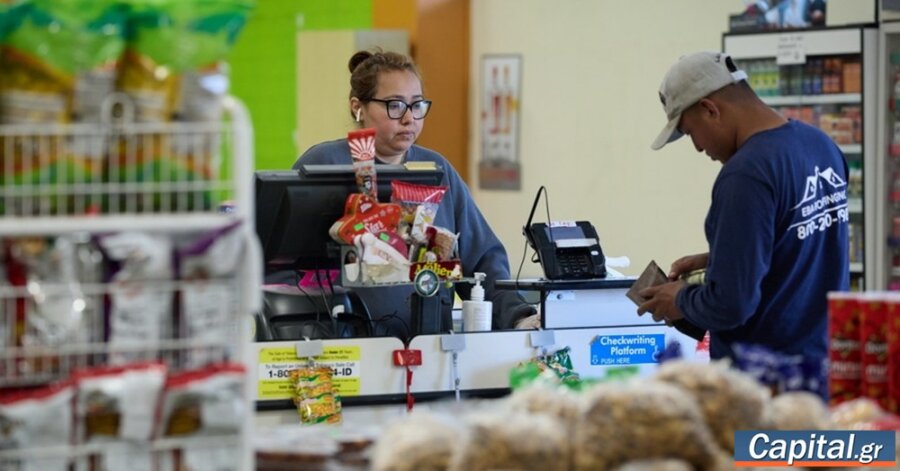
left=651, top=115, right=683, bottom=150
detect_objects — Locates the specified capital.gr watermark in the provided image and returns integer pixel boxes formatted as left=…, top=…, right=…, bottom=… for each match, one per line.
left=734, top=430, right=896, bottom=467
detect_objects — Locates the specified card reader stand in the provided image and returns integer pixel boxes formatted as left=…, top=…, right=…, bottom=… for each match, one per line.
left=496, top=276, right=639, bottom=329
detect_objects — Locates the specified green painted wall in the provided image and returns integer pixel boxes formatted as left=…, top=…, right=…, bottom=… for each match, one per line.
left=229, top=0, right=371, bottom=171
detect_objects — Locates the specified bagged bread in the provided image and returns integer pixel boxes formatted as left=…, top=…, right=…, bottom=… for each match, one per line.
left=572, top=380, right=720, bottom=470
left=770, top=391, right=830, bottom=430
left=612, top=459, right=693, bottom=471
left=652, top=360, right=772, bottom=452
left=449, top=411, right=570, bottom=471
left=370, top=412, right=462, bottom=471
left=503, top=383, right=580, bottom=429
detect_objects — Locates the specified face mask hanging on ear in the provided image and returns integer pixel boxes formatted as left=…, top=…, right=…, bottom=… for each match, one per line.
left=355, top=109, right=362, bottom=123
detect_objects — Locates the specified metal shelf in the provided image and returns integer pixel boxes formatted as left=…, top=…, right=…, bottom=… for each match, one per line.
left=0, top=213, right=241, bottom=236
left=762, top=93, right=861, bottom=106
left=850, top=262, right=864, bottom=273
left=839, top=144, right=862, bottom=155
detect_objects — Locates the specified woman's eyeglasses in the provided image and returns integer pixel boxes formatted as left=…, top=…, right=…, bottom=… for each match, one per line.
left=367, top=98, right=432, bottom=120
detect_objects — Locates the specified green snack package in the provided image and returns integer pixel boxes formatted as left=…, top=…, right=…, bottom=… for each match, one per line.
left=118, top=0, right=254, bottom=122
left=0, top=0, right=127, bottom=216
left=290, top=366, right=343, bottom=425
left=509, top=347, right=586, bottom=391
left=0, top=0, right=128, bottom=123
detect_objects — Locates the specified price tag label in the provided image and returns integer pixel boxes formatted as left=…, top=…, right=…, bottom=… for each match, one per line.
left=776, top=33, right=806, bottom=65
left=549, top=220, right=576, bottom=227
left=257, top=346, right=361, bottom=400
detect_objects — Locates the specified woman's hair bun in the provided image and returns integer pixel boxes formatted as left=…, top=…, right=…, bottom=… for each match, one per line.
left=348, top=51, right=373, bottom=73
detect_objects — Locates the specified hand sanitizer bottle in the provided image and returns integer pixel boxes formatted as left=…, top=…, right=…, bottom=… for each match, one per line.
left=463, top=272, right=492, bottom=332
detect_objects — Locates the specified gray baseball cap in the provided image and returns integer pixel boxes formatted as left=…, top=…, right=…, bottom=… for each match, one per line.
left=651, top=51, right=748, bottom=150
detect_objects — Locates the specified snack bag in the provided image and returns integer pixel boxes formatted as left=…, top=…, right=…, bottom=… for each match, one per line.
left=118, top=0, right=254, bottom=122
left=107, top=0, right=252, bottom=215
left=889, top=294, right=900, bottom=414
left=509, top=347, right=585, bottom=391
left=72, top=362, right=165, bottom=471
left=390, top=180, right=447, bottom=242
left=0, top=0, right=127, bottom=216
left=860, top=293, right=891, bottom=411
left=290, top=365, right=342, bottom=425
left=73, top=362, right=167, bottom=443
left=348, top=128, right=377, bottom=199
left=827, top=292, right=862, bottom=405
left=105, top=131, right=221, bottom=214
left=176, top=222, right=245, bottom=368
left=157, top=363, right=246, bottom=437
left=0, top=0, right=127, bottom=123
left=6, top=236, right=103, bottom=379
left=0, top=380, right=75, bottom=471
left=328, top=193, right=402, bottom=245
left=97, top=231, right=174, bottom=365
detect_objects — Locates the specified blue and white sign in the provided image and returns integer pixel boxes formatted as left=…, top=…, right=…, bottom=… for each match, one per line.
left=590, top=334, right=664, bottom=365
left=734, top=430, right=896, bottom=467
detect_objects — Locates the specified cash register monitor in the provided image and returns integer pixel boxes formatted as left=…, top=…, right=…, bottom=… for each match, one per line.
left=254, top=163, right=445, bottom=272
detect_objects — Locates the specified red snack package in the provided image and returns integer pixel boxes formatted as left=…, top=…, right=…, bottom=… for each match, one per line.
left=390, top=181, right=447, bottom=242
left=376, top=231, right=408, bottom=258
left=348, top=128, right=377, bottom=200
left=0, top=380, right=75, bottom=466
left=72, top=361, right=167, bottom=443
left=888, top=294, right=900, bottom=414
left=827, top=292, right=862, bottom=406
left=860, top=293, right=890, bottom=411
left=328, top=194, right=402, bottom=245
left=157, top=363, right=246, bottom=437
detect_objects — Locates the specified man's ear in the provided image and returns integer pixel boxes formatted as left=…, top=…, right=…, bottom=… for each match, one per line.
left=697, top=98, right=721, bottom=121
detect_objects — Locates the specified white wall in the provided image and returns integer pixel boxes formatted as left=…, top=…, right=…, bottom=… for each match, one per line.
left=469, top=0, right=742, bottom=277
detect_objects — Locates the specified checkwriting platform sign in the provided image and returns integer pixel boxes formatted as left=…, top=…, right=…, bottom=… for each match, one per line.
left=590, top=334, right=664, bottom=366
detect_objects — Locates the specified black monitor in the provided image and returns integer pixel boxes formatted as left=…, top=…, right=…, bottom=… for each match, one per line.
left=254, top=163, right=445, bottom=272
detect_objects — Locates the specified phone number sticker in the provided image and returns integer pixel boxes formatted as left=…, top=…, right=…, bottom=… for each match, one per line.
left=257, top=346, right=361, bottom=400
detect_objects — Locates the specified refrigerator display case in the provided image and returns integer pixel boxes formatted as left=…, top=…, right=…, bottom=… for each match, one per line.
left=878, top=22, right=900, bottom=291
left=724, top=27, right=878, bottom=290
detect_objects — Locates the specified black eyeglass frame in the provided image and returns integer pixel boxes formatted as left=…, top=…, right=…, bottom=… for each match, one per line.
left=366, top=98, right=433, bottom=120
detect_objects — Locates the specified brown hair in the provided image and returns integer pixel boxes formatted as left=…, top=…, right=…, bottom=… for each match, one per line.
left=348, top=49, right=423, bottom=102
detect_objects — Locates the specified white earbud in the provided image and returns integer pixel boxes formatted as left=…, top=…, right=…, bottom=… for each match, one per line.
left=355, top=108, right=361, bottom=123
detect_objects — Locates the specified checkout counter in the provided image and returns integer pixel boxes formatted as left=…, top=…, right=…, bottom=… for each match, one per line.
left=252, top=270, right=708, bottom=427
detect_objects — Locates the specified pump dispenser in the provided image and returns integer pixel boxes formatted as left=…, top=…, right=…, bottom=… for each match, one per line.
left=462, top=272, right=492, bottom=332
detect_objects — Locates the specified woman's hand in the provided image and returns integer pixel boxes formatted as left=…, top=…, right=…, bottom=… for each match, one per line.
left=668, top=253, right=709, bottom=281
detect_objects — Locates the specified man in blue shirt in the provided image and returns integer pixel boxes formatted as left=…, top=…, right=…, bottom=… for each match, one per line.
left=639, top=51, right=849, bottom=398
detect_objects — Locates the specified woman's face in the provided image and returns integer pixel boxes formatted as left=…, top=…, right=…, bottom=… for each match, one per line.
left=359, top=70, right=425, bottom=162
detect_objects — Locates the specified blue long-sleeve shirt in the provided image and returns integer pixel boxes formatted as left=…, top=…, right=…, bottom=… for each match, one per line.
left=292, top=140, right=530, bottom=337
left=677, top=120, right=849, bottom=367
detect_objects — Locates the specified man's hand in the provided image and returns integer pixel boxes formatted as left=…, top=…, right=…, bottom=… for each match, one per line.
left=668, top=253, right=709, bottom=280
left=637, top=280, right=687, bottom=325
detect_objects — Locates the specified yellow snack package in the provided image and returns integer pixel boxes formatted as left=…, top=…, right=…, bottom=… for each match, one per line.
left=290, top=365, right=342, bottom=425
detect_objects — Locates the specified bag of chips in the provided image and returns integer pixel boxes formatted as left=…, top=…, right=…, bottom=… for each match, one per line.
left=0, top=380, right=75, bottom=471
left=0, top=0, right=128, bottom=215
left=118, top=0, right=254, bottom=122
left=291, top=365, right=342, bottom=425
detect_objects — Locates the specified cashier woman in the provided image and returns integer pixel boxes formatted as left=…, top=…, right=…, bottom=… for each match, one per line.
left=292, top=49, right=536, bottom=338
